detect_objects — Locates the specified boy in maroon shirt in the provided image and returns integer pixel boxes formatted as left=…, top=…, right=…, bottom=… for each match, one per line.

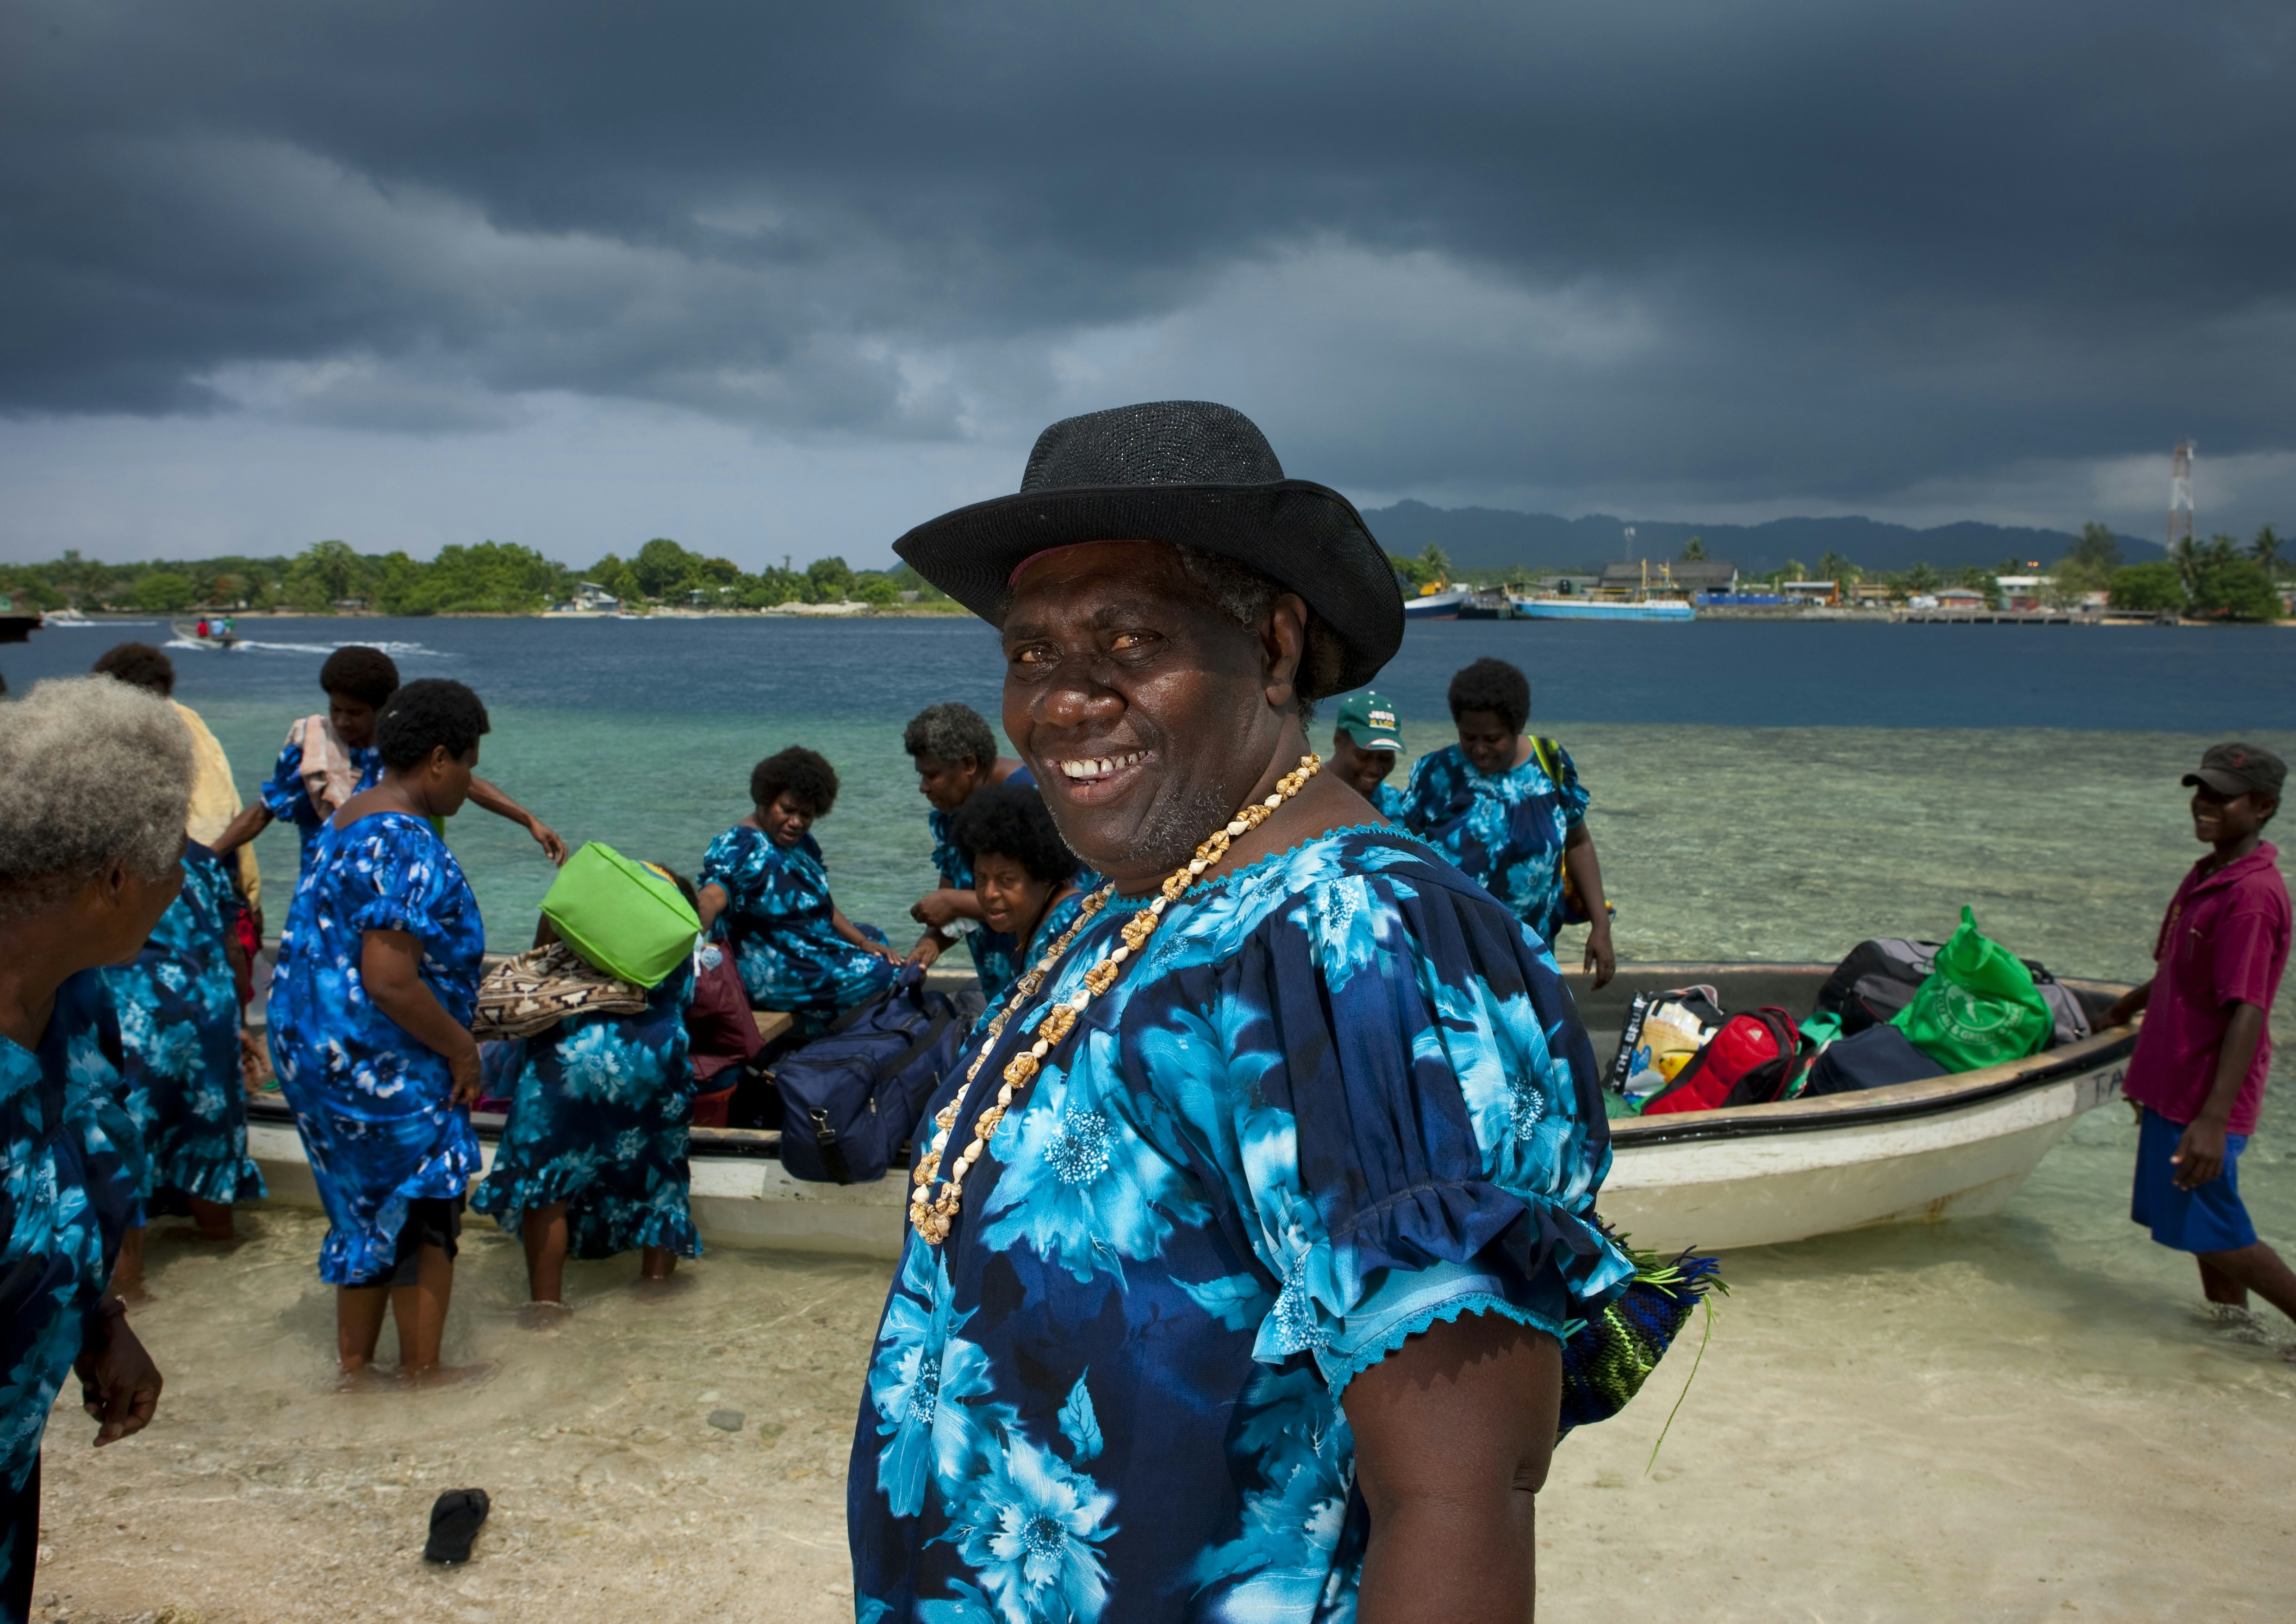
left=2103, top=743, right=2294, bottom=1346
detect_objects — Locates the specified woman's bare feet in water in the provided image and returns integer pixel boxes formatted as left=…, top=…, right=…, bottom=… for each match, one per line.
left=404, top=1360, right=498, bottom=1389
left=518, top=1299, right=573, bottom=1330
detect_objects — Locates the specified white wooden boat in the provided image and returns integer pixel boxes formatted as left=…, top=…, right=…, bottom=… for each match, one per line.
left=243, top=962, right=2134, bottom=1260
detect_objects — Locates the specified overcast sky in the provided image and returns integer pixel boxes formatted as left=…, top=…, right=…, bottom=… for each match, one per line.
left=3, top=0, right=2291, bottom=569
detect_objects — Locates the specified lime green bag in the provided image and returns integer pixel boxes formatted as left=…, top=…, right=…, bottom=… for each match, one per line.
left=540, top=842, right=700, bottom=989
left=1890, top=906, right=2052, bottom=1073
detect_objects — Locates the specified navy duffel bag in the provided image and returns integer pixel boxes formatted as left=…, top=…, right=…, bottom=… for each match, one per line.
left=772, top=965, right=965, bottom=1184
left=1799, top=1022, right=1949, bottom=1098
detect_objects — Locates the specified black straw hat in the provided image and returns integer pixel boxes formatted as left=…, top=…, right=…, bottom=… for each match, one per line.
left=893, top=400, right=1404, bottom=692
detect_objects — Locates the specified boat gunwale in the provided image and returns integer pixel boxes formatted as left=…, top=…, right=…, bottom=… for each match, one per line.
left=241, top=960, right=2138, bottom=1162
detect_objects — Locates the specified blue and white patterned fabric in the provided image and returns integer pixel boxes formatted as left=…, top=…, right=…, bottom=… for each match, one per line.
left=268, top=812, right=485, bottom=1285
left=1367, top=781, right=1409, bottom=821
left=100, top=843, right=264, bottom=1211
left=849, top=824, right=1630, bottom=1624
left=260, top=727, right=386, bottom=871
left=1398, top=742, right=1589, bottom=945
left=701, top=824, right=896, bottom=1033
left=929, top=806, right=1024, bottom=1004
left=0, top=971, right=143, bottom=1505
left=1023, top=889, right=1093, bottom=967
left=473, top=960, right=703, bottom=1260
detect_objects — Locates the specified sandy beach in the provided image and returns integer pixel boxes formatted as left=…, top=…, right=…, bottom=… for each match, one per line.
left=28, top=1102, right=2294, bottom=1624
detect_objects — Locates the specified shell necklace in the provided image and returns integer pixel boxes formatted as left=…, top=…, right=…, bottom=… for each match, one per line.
left=908, top=752, right=1322, bottom=1245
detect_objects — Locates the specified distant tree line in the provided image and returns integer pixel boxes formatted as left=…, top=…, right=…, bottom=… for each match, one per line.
left=0, top=537, right=949, bottom=616
left=1388, top=520, right=2288, bottom=620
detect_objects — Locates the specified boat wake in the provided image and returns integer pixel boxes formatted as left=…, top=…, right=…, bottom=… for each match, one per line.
left=163, top=636, right=448, bottom=657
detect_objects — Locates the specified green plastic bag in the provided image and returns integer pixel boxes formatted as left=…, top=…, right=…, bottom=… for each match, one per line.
left=541, top=842, right=700, bottom=989
left=1890, top=906, right=2052, bottom=1073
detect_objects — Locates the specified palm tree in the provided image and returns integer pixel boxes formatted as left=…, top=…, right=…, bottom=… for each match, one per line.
left=1814, top=550, right=1857, bottom=587
left=2252, top=525, right=2284, bottom=578
left=2170, top=534, right=2202, bottom=591
left=1680, top=536, right=1707, bottom=562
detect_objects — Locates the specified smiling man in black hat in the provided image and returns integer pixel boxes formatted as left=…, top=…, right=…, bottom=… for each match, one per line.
left=847, top=402, right=1640, bottom=1623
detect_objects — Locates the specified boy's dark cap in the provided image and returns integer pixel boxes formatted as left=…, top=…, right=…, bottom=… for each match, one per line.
left=2184, top=742, right=2286, bottom=799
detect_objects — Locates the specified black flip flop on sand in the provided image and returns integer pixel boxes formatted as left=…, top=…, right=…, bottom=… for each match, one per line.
left=423, top=1488, right=490, bottom=1564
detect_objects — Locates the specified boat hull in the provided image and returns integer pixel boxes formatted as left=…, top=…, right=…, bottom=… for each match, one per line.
left=243, top=962, right=2133, bottom=1262
left=1402, top=589, right=1468, bottom=620
left=1509, top=598, right=1694, bottom=622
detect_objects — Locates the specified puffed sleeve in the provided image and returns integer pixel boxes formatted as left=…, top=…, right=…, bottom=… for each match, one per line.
left=258, top=730, right=308, bottom=821
left=699, top=828, right=753, bottom=917
left=1547, top=741, right=1591, bottom=828
left=342, top=822, right=456, bottom=943
left=1171, top=850, right=1631, bottom=1396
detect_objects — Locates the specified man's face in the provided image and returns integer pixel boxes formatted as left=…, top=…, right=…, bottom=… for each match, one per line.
left=1454, top=708, right=1518, bottom=775
left=2192, top=784, right=2274, bottom=846
left=913, top=753, right=986, bottom=813
left=330, top=693, right=380, bottom=749
left=1002, top=542, right=1283, bottom=883
left=1329, top=730, right=1397, bottom=797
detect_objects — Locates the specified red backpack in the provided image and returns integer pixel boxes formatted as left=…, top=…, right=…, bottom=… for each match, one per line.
left=1640, top=1008, right=1808, bottom=1116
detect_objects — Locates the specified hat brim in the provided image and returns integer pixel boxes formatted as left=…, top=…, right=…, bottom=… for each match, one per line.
left=2184, top=768, right=2272, bottom=797
left=893, top=481, right=1405, bottom=694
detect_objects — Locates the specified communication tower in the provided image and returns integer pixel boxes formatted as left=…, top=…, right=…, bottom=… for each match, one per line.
left=2168, top=441, right=2195, bottom=549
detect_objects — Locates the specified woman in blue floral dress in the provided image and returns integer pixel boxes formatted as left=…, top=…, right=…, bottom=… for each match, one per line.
left=856, top=403, right=1652, bottom=1624
left=268, top=679, right=492, bottom=1379
left=101, top=840, right=266, bottom=1270
left=697, top=746, right=901, bottom=1032
left=474, top=880, right=703, bottom=1303
left=0, top=678, right=187, bottom=1618
left=1399, top=656, right=1618, bottom=987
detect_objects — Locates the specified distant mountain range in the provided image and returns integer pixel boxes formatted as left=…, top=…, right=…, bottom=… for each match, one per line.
left=1358, top=500, right=2160, bottom=577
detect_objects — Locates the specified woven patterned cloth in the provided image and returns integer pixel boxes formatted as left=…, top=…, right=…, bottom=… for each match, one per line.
left=472, top=943, right=648, bottom=1040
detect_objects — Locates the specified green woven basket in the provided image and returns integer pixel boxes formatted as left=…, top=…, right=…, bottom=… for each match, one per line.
left=540, top=842, right=700, bottom=989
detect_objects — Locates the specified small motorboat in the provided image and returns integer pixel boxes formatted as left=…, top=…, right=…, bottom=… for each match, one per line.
left=171, top=618, right=244, bottom=650
left=242, top=961, right=2135, bottom=1261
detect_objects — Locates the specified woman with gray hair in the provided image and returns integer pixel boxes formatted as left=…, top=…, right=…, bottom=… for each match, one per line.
left=0, top=678, right=187, bottom=1619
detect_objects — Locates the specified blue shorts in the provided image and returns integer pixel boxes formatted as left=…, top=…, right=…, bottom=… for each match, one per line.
left=2131, top=1106, right=2258, bottom=1254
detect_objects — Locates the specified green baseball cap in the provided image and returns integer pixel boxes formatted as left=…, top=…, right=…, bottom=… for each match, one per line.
left=1336, top=691, right=1403, bottom=752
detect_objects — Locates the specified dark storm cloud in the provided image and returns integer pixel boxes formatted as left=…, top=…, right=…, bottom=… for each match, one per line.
left=3, top=0, right=2292, bottom=502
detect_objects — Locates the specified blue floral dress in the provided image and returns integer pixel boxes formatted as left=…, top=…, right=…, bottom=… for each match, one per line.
left=473, top=961, right=703, bottom=1260
left=849, top=824, right=1630, bottom=1624
left=1398, top=742, right=1589, bottom=945
left=1, top=971, right=143, bottom=1604
left=929, top=807, right=1024, bottom=1003
left=1367, top=781, right=1409, bottom=821
left=268, top=812, right=486, bottom=1285
left=701, top=824, right=896, bottom=1032
left=100, top=844, right=265, bottom=1212
left=260, top=727, right=384, bottom=870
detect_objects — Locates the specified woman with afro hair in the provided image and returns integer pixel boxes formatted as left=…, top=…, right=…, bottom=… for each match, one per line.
left=696, top=747, right=902, bottom=1033
left=210, top=645, right=566, bottom=880
left=266, top=679, right=495, bottom=1377
left=951, top=783, right=1092, bottom=971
